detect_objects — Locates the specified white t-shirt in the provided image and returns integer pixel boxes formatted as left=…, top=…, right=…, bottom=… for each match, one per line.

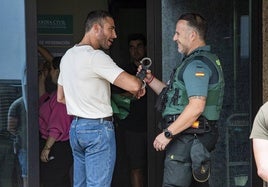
left=58, top=45, right=124, bottom=118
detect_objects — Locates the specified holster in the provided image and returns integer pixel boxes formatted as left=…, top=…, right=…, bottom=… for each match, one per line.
left=155, top=87, right=169, bottom=112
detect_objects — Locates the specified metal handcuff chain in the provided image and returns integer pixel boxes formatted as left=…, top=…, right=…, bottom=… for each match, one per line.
left=136, top=57, right=152, bottom=80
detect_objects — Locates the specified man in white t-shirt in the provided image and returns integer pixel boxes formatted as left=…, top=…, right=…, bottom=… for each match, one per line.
left=57, top=10, right=146, bottom=187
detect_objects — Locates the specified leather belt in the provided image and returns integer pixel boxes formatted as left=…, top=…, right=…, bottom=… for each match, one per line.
left=101, top=116, right=113, bottom=121
left=74, top=116, right=113, bottom=122
left=162, top=114, right=217, bottom=134
left=164, top=114, right=180, bottom=123
left=163, top=114, right=216, bottom=125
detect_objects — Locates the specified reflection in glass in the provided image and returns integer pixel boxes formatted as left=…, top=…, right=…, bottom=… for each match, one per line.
left=0, top=65, right=28, bottom=187
left=0, top=0, right=27, bottom=185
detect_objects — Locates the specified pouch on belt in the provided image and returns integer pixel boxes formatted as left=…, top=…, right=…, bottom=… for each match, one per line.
left=190, top=137, right=211, bottom=182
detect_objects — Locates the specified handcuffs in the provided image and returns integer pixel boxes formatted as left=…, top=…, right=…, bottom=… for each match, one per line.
left=136, top=57, right=152, bottom=80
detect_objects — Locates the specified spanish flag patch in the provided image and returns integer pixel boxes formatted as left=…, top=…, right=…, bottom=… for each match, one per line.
left=195, top=72, right=205, bottom=77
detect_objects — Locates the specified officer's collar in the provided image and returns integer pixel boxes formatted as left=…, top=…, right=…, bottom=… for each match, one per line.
left=183, top=45, right=211, bottom=59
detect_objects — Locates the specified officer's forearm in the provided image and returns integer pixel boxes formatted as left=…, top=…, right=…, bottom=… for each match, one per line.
left=167, top=98, right=206, bottom=135
left=146, top=76, right=167, bottom=95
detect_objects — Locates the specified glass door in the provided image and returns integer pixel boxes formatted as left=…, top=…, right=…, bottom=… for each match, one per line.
left=0, top=1, right=28, bottom=186
left=0, top=0, right=39, bottom=186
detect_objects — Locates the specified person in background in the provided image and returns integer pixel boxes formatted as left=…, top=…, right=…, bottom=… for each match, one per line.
left=7, top=97, right=27, bottom=187
left=57, top=10, right=146, bottom=187
left=140, top=13, right=224, bottom=187
left=250, top=101, right=268, bottom=182
left=38, top=45, right=54, bottom=63
left=39, top=53, right=73, bottom=187
left=116, top=33, right=148, bottom=187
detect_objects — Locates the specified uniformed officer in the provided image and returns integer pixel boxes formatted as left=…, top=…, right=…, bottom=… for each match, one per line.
left=142, top=13, right=224, bottom=187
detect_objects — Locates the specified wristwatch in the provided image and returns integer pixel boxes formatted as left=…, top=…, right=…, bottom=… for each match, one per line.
left=163, top=128, right=173, bottom=139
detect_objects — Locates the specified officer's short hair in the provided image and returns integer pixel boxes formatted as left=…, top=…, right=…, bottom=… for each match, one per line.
left=178, top=13, right=207, bottom=40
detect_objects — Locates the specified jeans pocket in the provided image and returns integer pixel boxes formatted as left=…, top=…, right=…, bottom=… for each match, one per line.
left=103, top=121, right=114, bottom=131
left=76, top=127, right=101, bottom=153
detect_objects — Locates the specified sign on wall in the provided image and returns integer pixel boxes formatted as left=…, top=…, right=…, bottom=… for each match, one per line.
left=37, top=15, right=73, bottom=58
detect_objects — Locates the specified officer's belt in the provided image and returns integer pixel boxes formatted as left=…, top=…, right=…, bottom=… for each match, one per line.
left=163, top=114, right=217, bottom=134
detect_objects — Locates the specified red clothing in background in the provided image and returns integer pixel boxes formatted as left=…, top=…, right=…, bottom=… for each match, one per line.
left=39, top=91, right=73, bottom=141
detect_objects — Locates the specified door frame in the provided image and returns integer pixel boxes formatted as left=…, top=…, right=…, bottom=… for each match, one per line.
left=25, top=0, right=39, bottom=186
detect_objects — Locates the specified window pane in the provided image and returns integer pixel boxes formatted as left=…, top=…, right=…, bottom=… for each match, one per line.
left=0, top=0, right=27, bottom=186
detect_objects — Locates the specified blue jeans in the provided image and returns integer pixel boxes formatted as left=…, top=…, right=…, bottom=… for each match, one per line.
left=70, top=117, right=116, bottom=187
left=18, top=148, right=27, bottom=178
